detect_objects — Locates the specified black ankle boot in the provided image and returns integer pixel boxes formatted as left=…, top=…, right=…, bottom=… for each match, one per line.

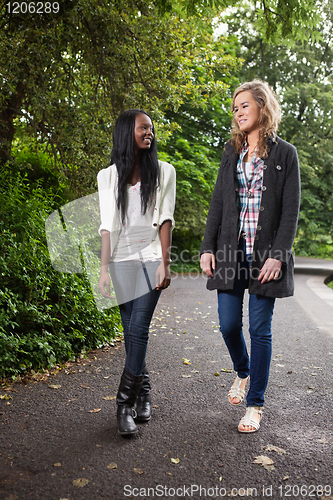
left=136, top=364, right=151, bottom=422
left=116, top=369, right=143, bottom=436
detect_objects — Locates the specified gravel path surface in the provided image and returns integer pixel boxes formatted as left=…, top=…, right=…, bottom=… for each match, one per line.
left=1, top=274, right=333, bottom=500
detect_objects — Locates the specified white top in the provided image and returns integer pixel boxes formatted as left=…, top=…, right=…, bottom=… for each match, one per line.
left=97, top=161, right=176, bottom=260
left=240, top=161, right=252, bottom=235
left=112, top=182, right=157, bottom=262
left=242, top=161, right=252, bottom=182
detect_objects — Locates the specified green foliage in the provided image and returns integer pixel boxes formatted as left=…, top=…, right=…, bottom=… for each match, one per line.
left=158, top=37, right=241, bottom=255
left=0, top=163, right=121, bottom=379
left=160, top=140, right=218, bottom=252
left=0, top=0, right=238, bottom=194
left=1, top=0, right=319, bottom=190
left=158, top=0, right=322, bottom=41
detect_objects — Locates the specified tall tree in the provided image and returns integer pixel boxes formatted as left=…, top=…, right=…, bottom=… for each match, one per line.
left=0, top=0, right=236, bottom=192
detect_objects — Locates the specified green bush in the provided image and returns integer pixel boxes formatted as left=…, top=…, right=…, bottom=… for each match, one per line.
left=0, top=163, right=121, bottom=379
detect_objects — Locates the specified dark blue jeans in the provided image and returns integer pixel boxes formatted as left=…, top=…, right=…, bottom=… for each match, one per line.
left=217, top=240, right=275, bottom=407
left=109, top=260, right=161, bottom=376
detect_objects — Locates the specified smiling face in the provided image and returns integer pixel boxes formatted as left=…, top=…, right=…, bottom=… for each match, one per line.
left=233, top=90, right=262, bottom=136
left=134, top=113, right=154, bottom=151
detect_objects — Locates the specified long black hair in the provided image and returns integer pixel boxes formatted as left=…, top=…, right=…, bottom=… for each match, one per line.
left=110, top=109, right=160, bottom=223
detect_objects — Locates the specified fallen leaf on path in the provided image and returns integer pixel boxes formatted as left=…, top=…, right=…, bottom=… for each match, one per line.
left=133, top=468, right=144, bottom=474
left=181, top=374, right=192, bottom=378
left=283, top=476, right=289, bottom=481
left=88, top=408, right=101, bottom=413
left=80, top=385, right=90, bottom=389
left=73, top=478, right=89, bottom=487
left=252, top=455, right=275, bottom=471
left=107, top=463, right=118, bottom=469
left=102, top=396, right=116, bottom=400
left=171, top=458, right=180, bottom=464
left=182, top=358, right=191, bottom=365
left=53, top=463, right=62, bottom=467
left=263, top=444, right=286, bottom=455
left=49, top=385, right=61, bottom=389
left=0, top=395, right=12, bottom=400
left=214, top=372, right=220, bottom=376
left=220, top=368, right=233, bottom=373
left=253, top=455, right=274, bottom=465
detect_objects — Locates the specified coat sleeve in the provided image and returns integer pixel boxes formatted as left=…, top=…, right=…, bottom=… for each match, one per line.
left=270, top=144, right=301, bottom=263
left=158, top=162, right=176, bottom=230
left=200, top=154, right=225, bottom=255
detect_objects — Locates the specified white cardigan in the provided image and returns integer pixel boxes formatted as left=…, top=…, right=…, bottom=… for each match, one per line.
left=97, top=160, right=176, bottom=259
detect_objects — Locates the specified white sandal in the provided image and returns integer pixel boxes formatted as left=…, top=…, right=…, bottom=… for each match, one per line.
left=238, top=406, right=263, bottom=433
left=228, top=375, right=249, bottom=405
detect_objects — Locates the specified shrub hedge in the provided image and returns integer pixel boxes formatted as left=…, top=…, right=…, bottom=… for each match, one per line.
left=0, top=161, right=121, bottom=379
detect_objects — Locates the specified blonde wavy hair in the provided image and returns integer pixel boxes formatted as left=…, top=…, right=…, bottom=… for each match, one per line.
left=230, top=80, right=281, bottom=159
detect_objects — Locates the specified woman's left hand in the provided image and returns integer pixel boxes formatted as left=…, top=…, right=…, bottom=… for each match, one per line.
left=156, top=262, right=171, bottom=290
left=258, top=258, right=282, bottom=283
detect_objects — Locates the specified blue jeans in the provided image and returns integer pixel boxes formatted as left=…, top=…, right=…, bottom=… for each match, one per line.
left=217, top=240, right=275, bottom=407
left=109, top=260, right=161, bottom=376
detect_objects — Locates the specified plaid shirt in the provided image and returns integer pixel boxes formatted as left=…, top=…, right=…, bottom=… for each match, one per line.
left=236, top=143, right=264, bottom=256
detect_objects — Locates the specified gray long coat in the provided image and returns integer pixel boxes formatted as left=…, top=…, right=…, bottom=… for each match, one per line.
left=200, top=135, right=301, bottom=298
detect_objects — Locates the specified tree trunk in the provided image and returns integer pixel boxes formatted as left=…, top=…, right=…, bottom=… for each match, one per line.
left=0, top=83, right=25, bottom=165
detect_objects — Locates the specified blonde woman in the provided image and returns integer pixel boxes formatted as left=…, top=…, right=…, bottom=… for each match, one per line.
left=200, top=80, right=300, bottom=433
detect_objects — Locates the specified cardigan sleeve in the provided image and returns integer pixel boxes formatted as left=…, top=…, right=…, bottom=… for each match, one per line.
left=158, top=162, right=176, bottom=230
left=97, top=165, right=115, bottom=235
left=270, top=144, right=301, bottom=263
left=200, top=154, right=225, bottom=255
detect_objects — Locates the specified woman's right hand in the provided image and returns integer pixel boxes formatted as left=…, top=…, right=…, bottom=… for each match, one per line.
left=200, top=252, right=215, bottom=278
left=98, top=270, right=112, bottom=298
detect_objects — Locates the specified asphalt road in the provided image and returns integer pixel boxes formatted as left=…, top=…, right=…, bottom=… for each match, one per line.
left=1, top=263, right=333, bottom=500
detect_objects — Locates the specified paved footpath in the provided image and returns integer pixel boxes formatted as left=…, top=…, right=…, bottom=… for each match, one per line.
left=1, top=272, right=333, bottom=500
